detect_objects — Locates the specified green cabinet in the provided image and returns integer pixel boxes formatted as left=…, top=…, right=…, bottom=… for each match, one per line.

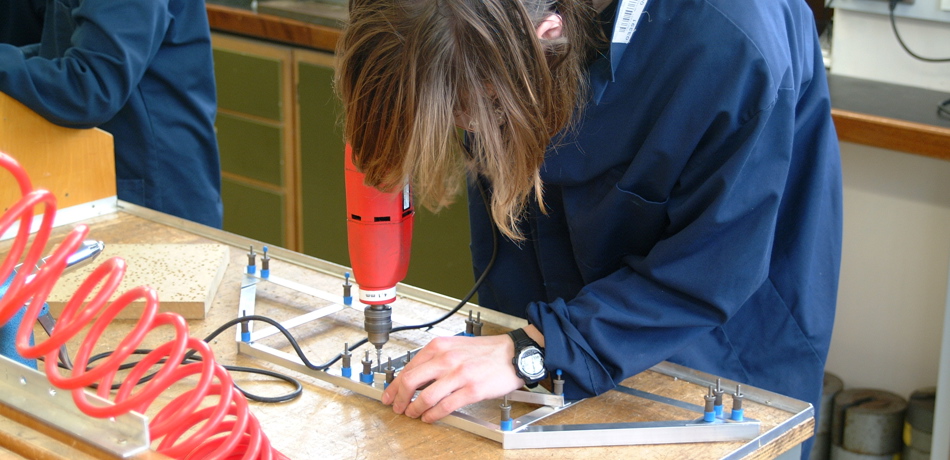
left=212, top=33, right=297, bottom=249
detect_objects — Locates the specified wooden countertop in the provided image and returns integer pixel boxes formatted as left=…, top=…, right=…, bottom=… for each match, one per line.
left=205, top=3, right=950, bottom=162
left=206, top=3, right=340, bottom=52
left=0, top=204, right=813, bottom=459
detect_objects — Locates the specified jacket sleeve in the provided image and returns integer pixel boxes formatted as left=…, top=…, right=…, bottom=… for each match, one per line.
left=0, top=0, right=170, bottom=128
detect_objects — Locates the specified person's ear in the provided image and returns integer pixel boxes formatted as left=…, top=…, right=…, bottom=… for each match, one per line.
left=535, top=13, right=562, bottom=40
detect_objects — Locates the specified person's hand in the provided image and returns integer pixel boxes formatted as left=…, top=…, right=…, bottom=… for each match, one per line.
left=380, top=334, right=524, bottom=423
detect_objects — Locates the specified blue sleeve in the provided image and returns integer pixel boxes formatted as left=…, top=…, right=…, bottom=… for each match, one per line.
left=0, top=0, right=171, bottom=128
left=20, top=44, right=41, bottom=58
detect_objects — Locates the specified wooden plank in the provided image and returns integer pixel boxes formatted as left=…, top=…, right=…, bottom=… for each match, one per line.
left=0, top=93, right=116, bottom=213
left=0, top=403, right=169, bottom=460
left=206, top=4, right=340, bottom=52
left=45, top=244, right=230, bottom=319
left=832, top=108, right=950, bottom=161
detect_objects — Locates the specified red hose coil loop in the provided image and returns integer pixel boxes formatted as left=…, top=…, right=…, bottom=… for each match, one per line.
left=0, top=153, right=286, bottom=460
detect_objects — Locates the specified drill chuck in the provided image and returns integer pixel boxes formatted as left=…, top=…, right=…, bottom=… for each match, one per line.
left=364, top=304, right=393, bottom=350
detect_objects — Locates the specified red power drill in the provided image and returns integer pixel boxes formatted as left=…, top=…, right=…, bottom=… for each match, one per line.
left=344, top=144, right=413, bottom=361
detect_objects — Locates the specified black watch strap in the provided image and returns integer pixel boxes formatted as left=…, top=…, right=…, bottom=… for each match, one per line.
left=507, top=328, right=540, bottom=350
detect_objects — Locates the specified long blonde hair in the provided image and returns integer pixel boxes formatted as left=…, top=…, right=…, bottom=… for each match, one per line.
left=336, top=0, right=600, bottom=240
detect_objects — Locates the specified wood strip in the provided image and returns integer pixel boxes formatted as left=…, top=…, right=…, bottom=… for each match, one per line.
left=0, top=400, right=169, bottom=460
left=832, top=109, right=950, bottom=161
left=206, top=4, right=340, bottom=52
left=741, top=419, right=815, bottom=460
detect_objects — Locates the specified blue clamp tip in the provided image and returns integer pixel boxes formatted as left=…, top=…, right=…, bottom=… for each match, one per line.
left=241, top=331, right=251, bottom=342
left=359, top=372, right=373, bottom=384
left=342, top=367, right=352, bottom=378
left=714, top=406, right=724, bottom=418
left=731, top=409, right=744, bottom=422
left=500, top=419, right=513, bottom=431
left=246, top=266, right=256, bottom=275
left=261, top=269, right=270, bottom=279
left=703, top=411, right=716, bottom=423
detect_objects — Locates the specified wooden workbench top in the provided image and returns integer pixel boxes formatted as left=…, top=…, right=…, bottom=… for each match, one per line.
left=0, top=205, right=813, bottom=459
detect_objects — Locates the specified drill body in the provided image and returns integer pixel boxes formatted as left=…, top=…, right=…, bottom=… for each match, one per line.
left=344, top=144, right=413, bottom=355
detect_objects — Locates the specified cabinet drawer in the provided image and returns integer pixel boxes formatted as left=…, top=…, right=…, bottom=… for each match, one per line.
left=216, top=113, right=283, bottom=186
left=221, top=178, right=285, bottom=247
left=213, top=48, right=283, bottom=121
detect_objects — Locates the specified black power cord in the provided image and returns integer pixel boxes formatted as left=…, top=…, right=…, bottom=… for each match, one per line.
left=888, top=0, right=950, bottom=62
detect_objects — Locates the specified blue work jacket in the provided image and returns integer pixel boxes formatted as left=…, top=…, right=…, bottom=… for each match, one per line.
left=0, top=0, right=222, bottom=228
left=468, top=0, right=843, bottom=421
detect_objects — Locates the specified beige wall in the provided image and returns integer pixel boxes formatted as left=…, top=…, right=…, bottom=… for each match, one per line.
left=829, top=143, right=950, bottom=395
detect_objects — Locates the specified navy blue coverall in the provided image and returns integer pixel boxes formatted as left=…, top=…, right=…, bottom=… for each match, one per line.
left=0, top=0, right=222, bottom=228
left=468, top=0, right=842, bottom=455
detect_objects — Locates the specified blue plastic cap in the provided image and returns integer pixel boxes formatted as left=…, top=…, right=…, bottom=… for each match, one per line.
left=246, top=265, right=256, bottom=275
left=261, top=269, right=270, bottom=279
left=241, top=331, right=251, bottom=342
left=343, top=296, right=353, bottom=306
left=500, top=419, right=513, bottom=431
left=703, top=411, right=716, bottom=423
left=359, top=372, right=373, bottom=384
left=714, top=405, right=724, bottom=418
left=731, top=408, right=744, bottom=422
left=342, top=367, right=352, bottom=378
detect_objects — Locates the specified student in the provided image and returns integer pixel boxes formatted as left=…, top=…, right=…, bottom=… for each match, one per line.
left=0, top=0, right=45, bottom=46
left=337, top=0, right=841, bottom=457
left=0, top=0, right=223, bottom=228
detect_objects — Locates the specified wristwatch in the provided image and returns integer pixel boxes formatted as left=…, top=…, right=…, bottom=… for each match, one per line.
left=507, top=328, right=546, bottom=387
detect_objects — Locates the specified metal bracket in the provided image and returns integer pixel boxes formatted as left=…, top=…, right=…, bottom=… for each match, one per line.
left=0, top=355, right=150, bottom=458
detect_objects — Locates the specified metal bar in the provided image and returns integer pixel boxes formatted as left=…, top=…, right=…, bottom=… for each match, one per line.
left=236, top=279, right=257, bottom=342
left=0, top=356, right=149, bottom=458
left=252, top=273, right=347, bottom=306
left=510, top=403, right=582, bottom=431
left=503, top=419, right=761, bottom=449
left=250, top=304, right=345, bottom=341
left=505, top=389, right=566, bottom=407
left=613, top=384, right=707, bottom=414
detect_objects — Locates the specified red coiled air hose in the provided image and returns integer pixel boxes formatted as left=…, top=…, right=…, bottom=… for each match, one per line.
left=0, top=153, right=288, bottom=460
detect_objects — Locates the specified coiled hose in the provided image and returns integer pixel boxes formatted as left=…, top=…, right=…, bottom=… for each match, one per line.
left=0, top=153, right=288, bottom=460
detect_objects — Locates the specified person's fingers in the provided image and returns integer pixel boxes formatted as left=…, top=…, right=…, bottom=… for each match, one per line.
left=380, top=340, right=441, bottom=406
left=419, top=384, right=482, bottom=423
left=385, top=355, right=448, bottom=413
left=403, top=370, right=461, bottom=418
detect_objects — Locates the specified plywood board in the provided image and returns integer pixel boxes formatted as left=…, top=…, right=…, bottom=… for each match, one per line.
left=46, top=244, right=229, bottom=319
left=0, top=92, right=116, bottom=212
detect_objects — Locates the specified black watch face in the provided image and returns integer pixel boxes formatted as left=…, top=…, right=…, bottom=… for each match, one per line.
left=518, top=347, right=545, bottom=380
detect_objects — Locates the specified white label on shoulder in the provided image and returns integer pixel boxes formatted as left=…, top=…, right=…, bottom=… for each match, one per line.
left=613, top=0, right=649, bottom=44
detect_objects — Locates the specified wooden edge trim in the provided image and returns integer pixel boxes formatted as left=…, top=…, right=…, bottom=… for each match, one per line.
left=207, top=4, right=341, bottom=52
left=0, top=401, right=169, bottom=460
left=832, top=109, right=950, bottom=161
left=741, top=418, right=816, bottom=460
